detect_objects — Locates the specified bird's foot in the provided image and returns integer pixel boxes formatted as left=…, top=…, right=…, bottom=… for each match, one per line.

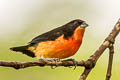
left=39, top=58, right=60, bottom=61
left=62, top=58, right=78, bottom=70
left=39, top=58, right=60, bottom=69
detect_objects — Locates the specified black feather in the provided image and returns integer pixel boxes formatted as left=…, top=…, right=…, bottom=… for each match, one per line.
left=10, top=45, right=35, bottom=57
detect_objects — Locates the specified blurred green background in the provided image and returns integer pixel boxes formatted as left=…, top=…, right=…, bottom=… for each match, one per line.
left=0, top=0, right=120, bottom=80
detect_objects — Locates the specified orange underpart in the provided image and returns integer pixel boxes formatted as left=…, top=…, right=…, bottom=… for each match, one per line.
left=33, top=27, right=85, bottom=59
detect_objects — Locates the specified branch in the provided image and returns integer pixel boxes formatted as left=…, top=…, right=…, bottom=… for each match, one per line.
left=106, top=45, right=114, bottom=80
left=79, top=18, right=120, bottom=80
left=0, top=60, right=91, bottom=69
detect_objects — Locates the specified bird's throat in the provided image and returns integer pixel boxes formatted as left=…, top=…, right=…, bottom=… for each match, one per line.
left=72, top=26, right=85, bottom=41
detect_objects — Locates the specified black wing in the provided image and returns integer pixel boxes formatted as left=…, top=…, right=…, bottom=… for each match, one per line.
left=29, top=27, right=64, bottom=44
left=29, top=19, right=84, bottom=45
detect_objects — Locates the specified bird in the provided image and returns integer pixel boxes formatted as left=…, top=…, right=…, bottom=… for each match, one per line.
left=10, top=19, right=88, bottom=61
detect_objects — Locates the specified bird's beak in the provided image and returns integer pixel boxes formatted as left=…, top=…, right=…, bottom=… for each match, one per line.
left=80, top=22, right=88, bottom=28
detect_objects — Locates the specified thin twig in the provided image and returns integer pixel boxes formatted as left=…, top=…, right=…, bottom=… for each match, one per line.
left=106, top=46, right=114, bottom=80
left=79, top=18, right=120, bottom=80
left=0, top=60, right=91, bottom=69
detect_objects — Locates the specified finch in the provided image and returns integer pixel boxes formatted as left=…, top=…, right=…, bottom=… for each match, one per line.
left=10, top=19, right=88, bottom=59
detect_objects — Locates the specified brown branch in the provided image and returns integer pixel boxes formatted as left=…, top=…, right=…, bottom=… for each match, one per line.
left=0, top=60, right=91, bottom=69
left=79, top=18, right=120, bottom=80
left=106, top=45, right=114, bottom=80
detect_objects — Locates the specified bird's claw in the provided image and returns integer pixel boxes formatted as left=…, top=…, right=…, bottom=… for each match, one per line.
left=39, top=58, right=60, bottom=69
left=62, top=58, right=78, bottom=70
left=50, top=58, right=60, bottom=69
left=39, top=58, right=60, bottom=61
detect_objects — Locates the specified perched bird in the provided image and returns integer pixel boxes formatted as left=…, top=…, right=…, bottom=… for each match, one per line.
left=10, top=19, right=88, bottom=60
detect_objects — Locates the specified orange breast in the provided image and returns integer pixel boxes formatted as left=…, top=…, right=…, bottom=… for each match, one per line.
left=32, top=27, right=85, bottom=59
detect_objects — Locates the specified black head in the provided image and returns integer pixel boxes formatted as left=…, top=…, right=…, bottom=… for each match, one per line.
left=60, top=19, right=88, bottom=39
left=63, top=19, right=88, bottom=33
left=67, top=19, right=88, bottom=28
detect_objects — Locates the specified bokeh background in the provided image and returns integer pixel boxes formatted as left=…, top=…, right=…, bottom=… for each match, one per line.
left=0, top=0, right=120, bottom=80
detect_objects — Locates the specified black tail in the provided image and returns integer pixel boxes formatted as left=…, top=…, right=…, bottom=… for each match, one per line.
left=10, top=45, right=35, bottom=57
